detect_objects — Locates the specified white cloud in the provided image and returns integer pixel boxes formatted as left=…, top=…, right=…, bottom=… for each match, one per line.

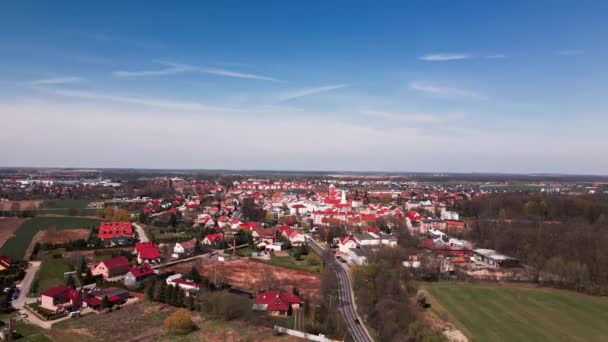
left=112, top=61, right=283, bottom=82
left=419, top=53, right=472, bottom=61
left=409, top=82, right=485, bottom=99
left=279, top=84, right=349, bottom=101
left=28, top=77, right=83, bottom=85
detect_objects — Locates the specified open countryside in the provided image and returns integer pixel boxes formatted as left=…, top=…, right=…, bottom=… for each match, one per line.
left=0, top=217, right=101, bottom=260
left=426, top=283, right=608, bottom=341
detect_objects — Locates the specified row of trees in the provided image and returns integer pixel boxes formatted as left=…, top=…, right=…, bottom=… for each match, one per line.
left=352, top=248, right=444, bottom=342
left=465, top=193, right=608, bottom=295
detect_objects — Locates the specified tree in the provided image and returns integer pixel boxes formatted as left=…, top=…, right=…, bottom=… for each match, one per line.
left=186, top=267, right=202, bottom=283
left=66, top=275, right=76, bottom=289
left=145, top=278, right=157, bottom=301
left=157, top=281, right=167, bottom=303
left=163, top=309, right=194, bottom=334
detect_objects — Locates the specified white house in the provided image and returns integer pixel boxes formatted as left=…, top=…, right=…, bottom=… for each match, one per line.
left=172, top=238, right=198, bottom=258
left=339, top=236, right=357, bottom=254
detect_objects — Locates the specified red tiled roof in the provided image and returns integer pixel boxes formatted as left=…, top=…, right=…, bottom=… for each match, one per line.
left=128, top=264, right=154, bottom=278
left=135, top=242, right=160, bottom=259
left=254, top=291, right=301, bottom=312
left=204, top=233, right=223, bottom=243
left=41, top=284, right=69, bottom=298
left=101, top=256, right=130, bottom=271
left=98, top=222, right=133, bottom=240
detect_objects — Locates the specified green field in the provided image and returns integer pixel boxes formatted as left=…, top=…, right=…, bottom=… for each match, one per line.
left=29, top=257, right=74, bottom=297
left=426, top=283, right=608, bottom=342
left=263, top=248, right=323, bottom=273
left=0, top=216, right=102, bottom=260
left=42, top=199, right=91, bottom=209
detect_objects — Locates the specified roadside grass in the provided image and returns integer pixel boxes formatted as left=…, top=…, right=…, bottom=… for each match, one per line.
left=28, top=257, right=74, bottom=297
left=0, top=216, right=102, bottom=260
left=425, top=282, right=608, bottom=342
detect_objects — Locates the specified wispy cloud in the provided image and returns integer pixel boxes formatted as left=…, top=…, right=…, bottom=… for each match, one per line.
left=362, top=110, right=443, bottom=123
left=409, top=82, right=485, bottom=99
left=279, top=84, right=349, bottom=101
left=112, top=61, right=283, bottom=82
left=112, top=62, right=193, bottom=77
left=34, top=86, right=232, bottom=113
left=419, top=53, right=472, bottom=61
left=485, top=54, right=506, bottom=59
left=28, top=77, right=83, bottom=86
left=555, top=49, right=584, bottom=56
left=197, top=67, right=283, bottom=82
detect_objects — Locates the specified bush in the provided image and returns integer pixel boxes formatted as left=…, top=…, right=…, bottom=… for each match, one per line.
left=163, top=309, right=194, bottom=334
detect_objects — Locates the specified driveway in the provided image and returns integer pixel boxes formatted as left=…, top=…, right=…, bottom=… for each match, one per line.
left=132, top=222, right=149, bottom=242
left=13, top=261, right=40, bottom=309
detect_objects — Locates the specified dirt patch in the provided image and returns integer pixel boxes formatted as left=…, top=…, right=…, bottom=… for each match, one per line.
left=0, top=217, right=27, bottom=248
left=0, top=200, right=42, bottom=211
left=167, top=258, right=321, bottom=302
left=34, top=227, right=90, bottom=244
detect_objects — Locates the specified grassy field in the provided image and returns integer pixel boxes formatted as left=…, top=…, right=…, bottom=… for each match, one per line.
left=0, top=216, right=102, bottom=260
left=29, top=257, right=74, bottom=296
left=264, top=248, right=323, bottom=273
left=42, top=199, right=91, bottom=209
left=14, top=320, right=52, bottom=342
left=426, top=282, right=608, bottom=342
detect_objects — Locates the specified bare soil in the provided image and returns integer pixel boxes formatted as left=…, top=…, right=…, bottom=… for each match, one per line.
left=0, top=217, right=27, bottom=248
left=33, top=227, right=90, bottom=245
left=168, top=258, right=321, bottom=302
left=0, top=200, right=42, bottom=211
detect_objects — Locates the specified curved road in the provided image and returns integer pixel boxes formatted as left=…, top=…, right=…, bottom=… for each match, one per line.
left=309, top=239, right=373, bottom=342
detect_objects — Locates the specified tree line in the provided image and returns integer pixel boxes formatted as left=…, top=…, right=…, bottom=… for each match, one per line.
left=463, top=193, right=608, bottom=295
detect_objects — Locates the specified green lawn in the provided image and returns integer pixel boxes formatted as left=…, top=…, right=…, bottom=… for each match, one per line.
left=0, top=216, right=102, bottom=260
left=264, top=248, right=323, bottom=273
left=426, top=282, right=608, bottom=342
left=29, top=257, right=74, bottom=296
left=14, top=321, right=52, bottom=342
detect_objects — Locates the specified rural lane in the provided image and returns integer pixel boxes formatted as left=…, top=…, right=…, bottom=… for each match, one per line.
left=12, top=261, right=55, bottom=329
left=308, top=239, right=373, bottom=342
left=132, top=222, right=149, bottom=242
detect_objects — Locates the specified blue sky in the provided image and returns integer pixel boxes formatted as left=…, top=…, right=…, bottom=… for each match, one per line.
left=1, top=1, right=607, bottom=173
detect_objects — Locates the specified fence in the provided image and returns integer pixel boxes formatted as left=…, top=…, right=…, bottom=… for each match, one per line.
left=273, top=326, right=336, bottom=342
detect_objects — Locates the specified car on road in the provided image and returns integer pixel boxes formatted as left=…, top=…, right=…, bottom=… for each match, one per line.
left=354, top=318, right=360, bottom=325
left=68, top=311, right=81, bottom=318
left=336, top=256, right=347, bottom=263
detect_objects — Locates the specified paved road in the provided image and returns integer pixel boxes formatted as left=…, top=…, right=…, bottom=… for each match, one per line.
left=308, top=239, right=373, bottom=342
left=11, top=261, right=55, bottom=329
left=132, top=222, right=149, bottom=242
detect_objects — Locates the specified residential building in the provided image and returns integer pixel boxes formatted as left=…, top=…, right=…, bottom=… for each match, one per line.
left=123, top=263, right=155, bottom=288
left=135, top=242, right=161, bottom=264
left=91, top=256, right=131, bottom=278
left=252, top=291, right=301, bottom=316
left=98, top=222, right=133, bottom=240
left=40, top=285, right=82, bottom=312
left=173, top=238, right=198, bottom=257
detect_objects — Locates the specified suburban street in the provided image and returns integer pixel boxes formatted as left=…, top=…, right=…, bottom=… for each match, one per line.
left=308, top=239, right=373, bottom=342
